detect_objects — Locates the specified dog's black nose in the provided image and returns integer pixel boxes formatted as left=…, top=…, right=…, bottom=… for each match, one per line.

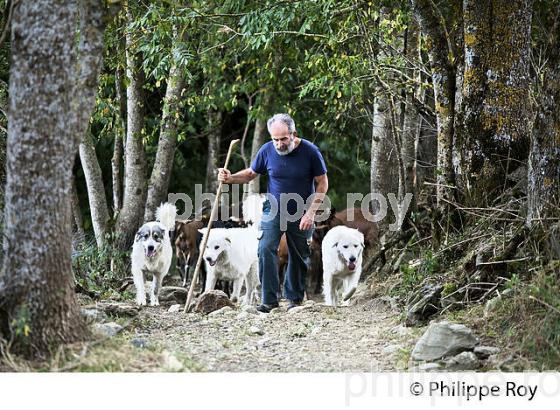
left=349, top=256, right=356, bottom=262
left=148, top=245, right=155, bottom=252
left=205, top=257, right=211, bottom=262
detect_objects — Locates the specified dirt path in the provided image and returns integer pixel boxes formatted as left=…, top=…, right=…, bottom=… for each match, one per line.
left=121, top=288, right=418, bottom=372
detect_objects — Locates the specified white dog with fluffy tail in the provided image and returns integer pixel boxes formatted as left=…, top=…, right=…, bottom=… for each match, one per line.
left=199, top=226, right=260, bottom=305
left=321, top=225, right=365, bottom=307
left=131, top=203, right=176, bottom=306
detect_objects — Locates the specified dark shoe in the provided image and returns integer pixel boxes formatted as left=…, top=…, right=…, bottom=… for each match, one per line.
left=287, top=300, right=302, bottom=311
left=256, top=303, right=279, bottom=313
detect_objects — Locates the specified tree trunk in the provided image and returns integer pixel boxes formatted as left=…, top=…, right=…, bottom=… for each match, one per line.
left=246, top=92, right=272, bottom=196
left=112, top=67, right=126, bottom=216
left=416, top=88, right=437, bottom=195
left=0, top=130, right=5, bottom=235
left=411, top=0, right=457, bottom=213
left=480, top=0, right=533, bottom=178
left=204, top=110, right=222, bottom=194
left=527, top=11, right=560, bottom=227
left=76, top=0, right=112, bottom=247
left=401, top=25, right=424, bottom=213
left=71, top=175, right=86, bottom=240
left=144, top=33, right=187, bottom=222
left=79, top=132, right=110, bottom=247
left=115, top=10, right=147, bottom=250
left=370, top=98, right=393, bottom=232
left=457, top=0, right=533, bottom=202
left=0, top=0, right=107, bottom=358
left=246, top=115, right=267, bottom=195
left=454, top=0, right=486, bottom=197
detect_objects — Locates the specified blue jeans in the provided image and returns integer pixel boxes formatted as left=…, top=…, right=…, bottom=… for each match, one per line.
left=258, top=201, right=313, bottom=305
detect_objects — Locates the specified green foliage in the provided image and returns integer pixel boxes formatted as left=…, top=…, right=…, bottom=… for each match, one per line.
left=86, top=0, right=417, bottom=215
left=525, top=268, right=560, bottom=368
left=481, top=262, right=560, bottom=369
left=505, top=273, right=521, bottom=290
left=441, top=281, right=458, bottom=298
left=72, top=233, right=130, bottom=298
left=11, top=305, right=31, bottom=339
left=398, top=250, right=441, bottom=293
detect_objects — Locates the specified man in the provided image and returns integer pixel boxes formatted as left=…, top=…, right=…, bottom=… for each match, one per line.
left=218, top=113, right=328, bottom=312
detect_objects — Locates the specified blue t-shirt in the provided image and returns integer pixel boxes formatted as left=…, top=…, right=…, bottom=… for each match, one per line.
left=250, top=139, right=327, bottom=216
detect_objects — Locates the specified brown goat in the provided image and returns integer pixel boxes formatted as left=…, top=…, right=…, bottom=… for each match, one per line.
left=174, top=216, right=245, bottom=295
left=174, top=219, right=205, bottom=287
left=277, top=234, right=288, bottom=296
left=334, top=207, right=379, bottom=249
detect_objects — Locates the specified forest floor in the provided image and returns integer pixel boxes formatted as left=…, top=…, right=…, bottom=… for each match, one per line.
left=0, top=280, right=525, bottom=372
left=0, top=279, right=528, bottom=372
left=0, top=281, right=444, bottom=372
left=58, top=285, right=422, bottom=372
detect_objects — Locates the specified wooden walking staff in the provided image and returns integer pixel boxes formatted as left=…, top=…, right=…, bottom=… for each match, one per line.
left=183, top=139, right=240, bottom=313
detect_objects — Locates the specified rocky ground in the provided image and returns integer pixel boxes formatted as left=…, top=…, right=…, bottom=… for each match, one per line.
left=128, top=295, right=412, bottom=372
left=58, top=284, right=437, bottom=372
left=69, top=282, right=507, bottom=372
left=1, top=284, right=508, bottom=372
left=80, top=288, right=418, bottom=371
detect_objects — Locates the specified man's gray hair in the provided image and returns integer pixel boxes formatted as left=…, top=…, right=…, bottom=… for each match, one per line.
left=267, top=113, right=296, bottom=134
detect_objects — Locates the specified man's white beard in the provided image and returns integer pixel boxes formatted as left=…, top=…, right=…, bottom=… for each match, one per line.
left=275, top=138, right=296, bottom=156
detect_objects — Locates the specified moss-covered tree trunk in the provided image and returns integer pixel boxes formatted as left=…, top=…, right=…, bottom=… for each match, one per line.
left=527, top=7, right=560, bottom=227
left=457, top=0, right=533, bottom=203
left=411, top=0, right=457, bottom=214
left=454, top=0, right=488, bottom=196
left=0, top=0, right=107, bottom=358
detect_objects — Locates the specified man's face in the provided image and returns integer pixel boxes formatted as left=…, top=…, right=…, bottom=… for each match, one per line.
left=269, top=122, right=295, bottom=155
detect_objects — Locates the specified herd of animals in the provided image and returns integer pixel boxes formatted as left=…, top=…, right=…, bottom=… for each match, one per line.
left=131, top=194, right=378, bottom=309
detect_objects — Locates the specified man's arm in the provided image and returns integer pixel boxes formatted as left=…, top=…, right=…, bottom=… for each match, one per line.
left=300, top=173, right=328, bottom=230
left=308, top=174, right=328, bottom=215
left=218, top=167, right=259, bottom=184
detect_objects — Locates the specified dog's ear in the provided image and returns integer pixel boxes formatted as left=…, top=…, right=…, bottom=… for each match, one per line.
left=360, top=242, right=365, bottom=249
left=198, top=228, right=207, bottom=236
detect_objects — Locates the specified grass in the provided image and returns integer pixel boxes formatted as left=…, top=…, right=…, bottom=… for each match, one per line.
left=394, top=346, right=412, bottom=370
left=1, top=331, right=205, bottom=372
left=391, top=250, right=443, bottom=298
left=478, top=261, right=560, bottom=370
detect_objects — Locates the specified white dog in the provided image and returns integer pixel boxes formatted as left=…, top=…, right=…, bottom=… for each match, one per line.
left=242, top=193, right=267, bottom=226
left=321, top=225, right=365, bottom=307
left=131, top=203, right=177, bottom=306
left=199, top=226, right=260, bottom=305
